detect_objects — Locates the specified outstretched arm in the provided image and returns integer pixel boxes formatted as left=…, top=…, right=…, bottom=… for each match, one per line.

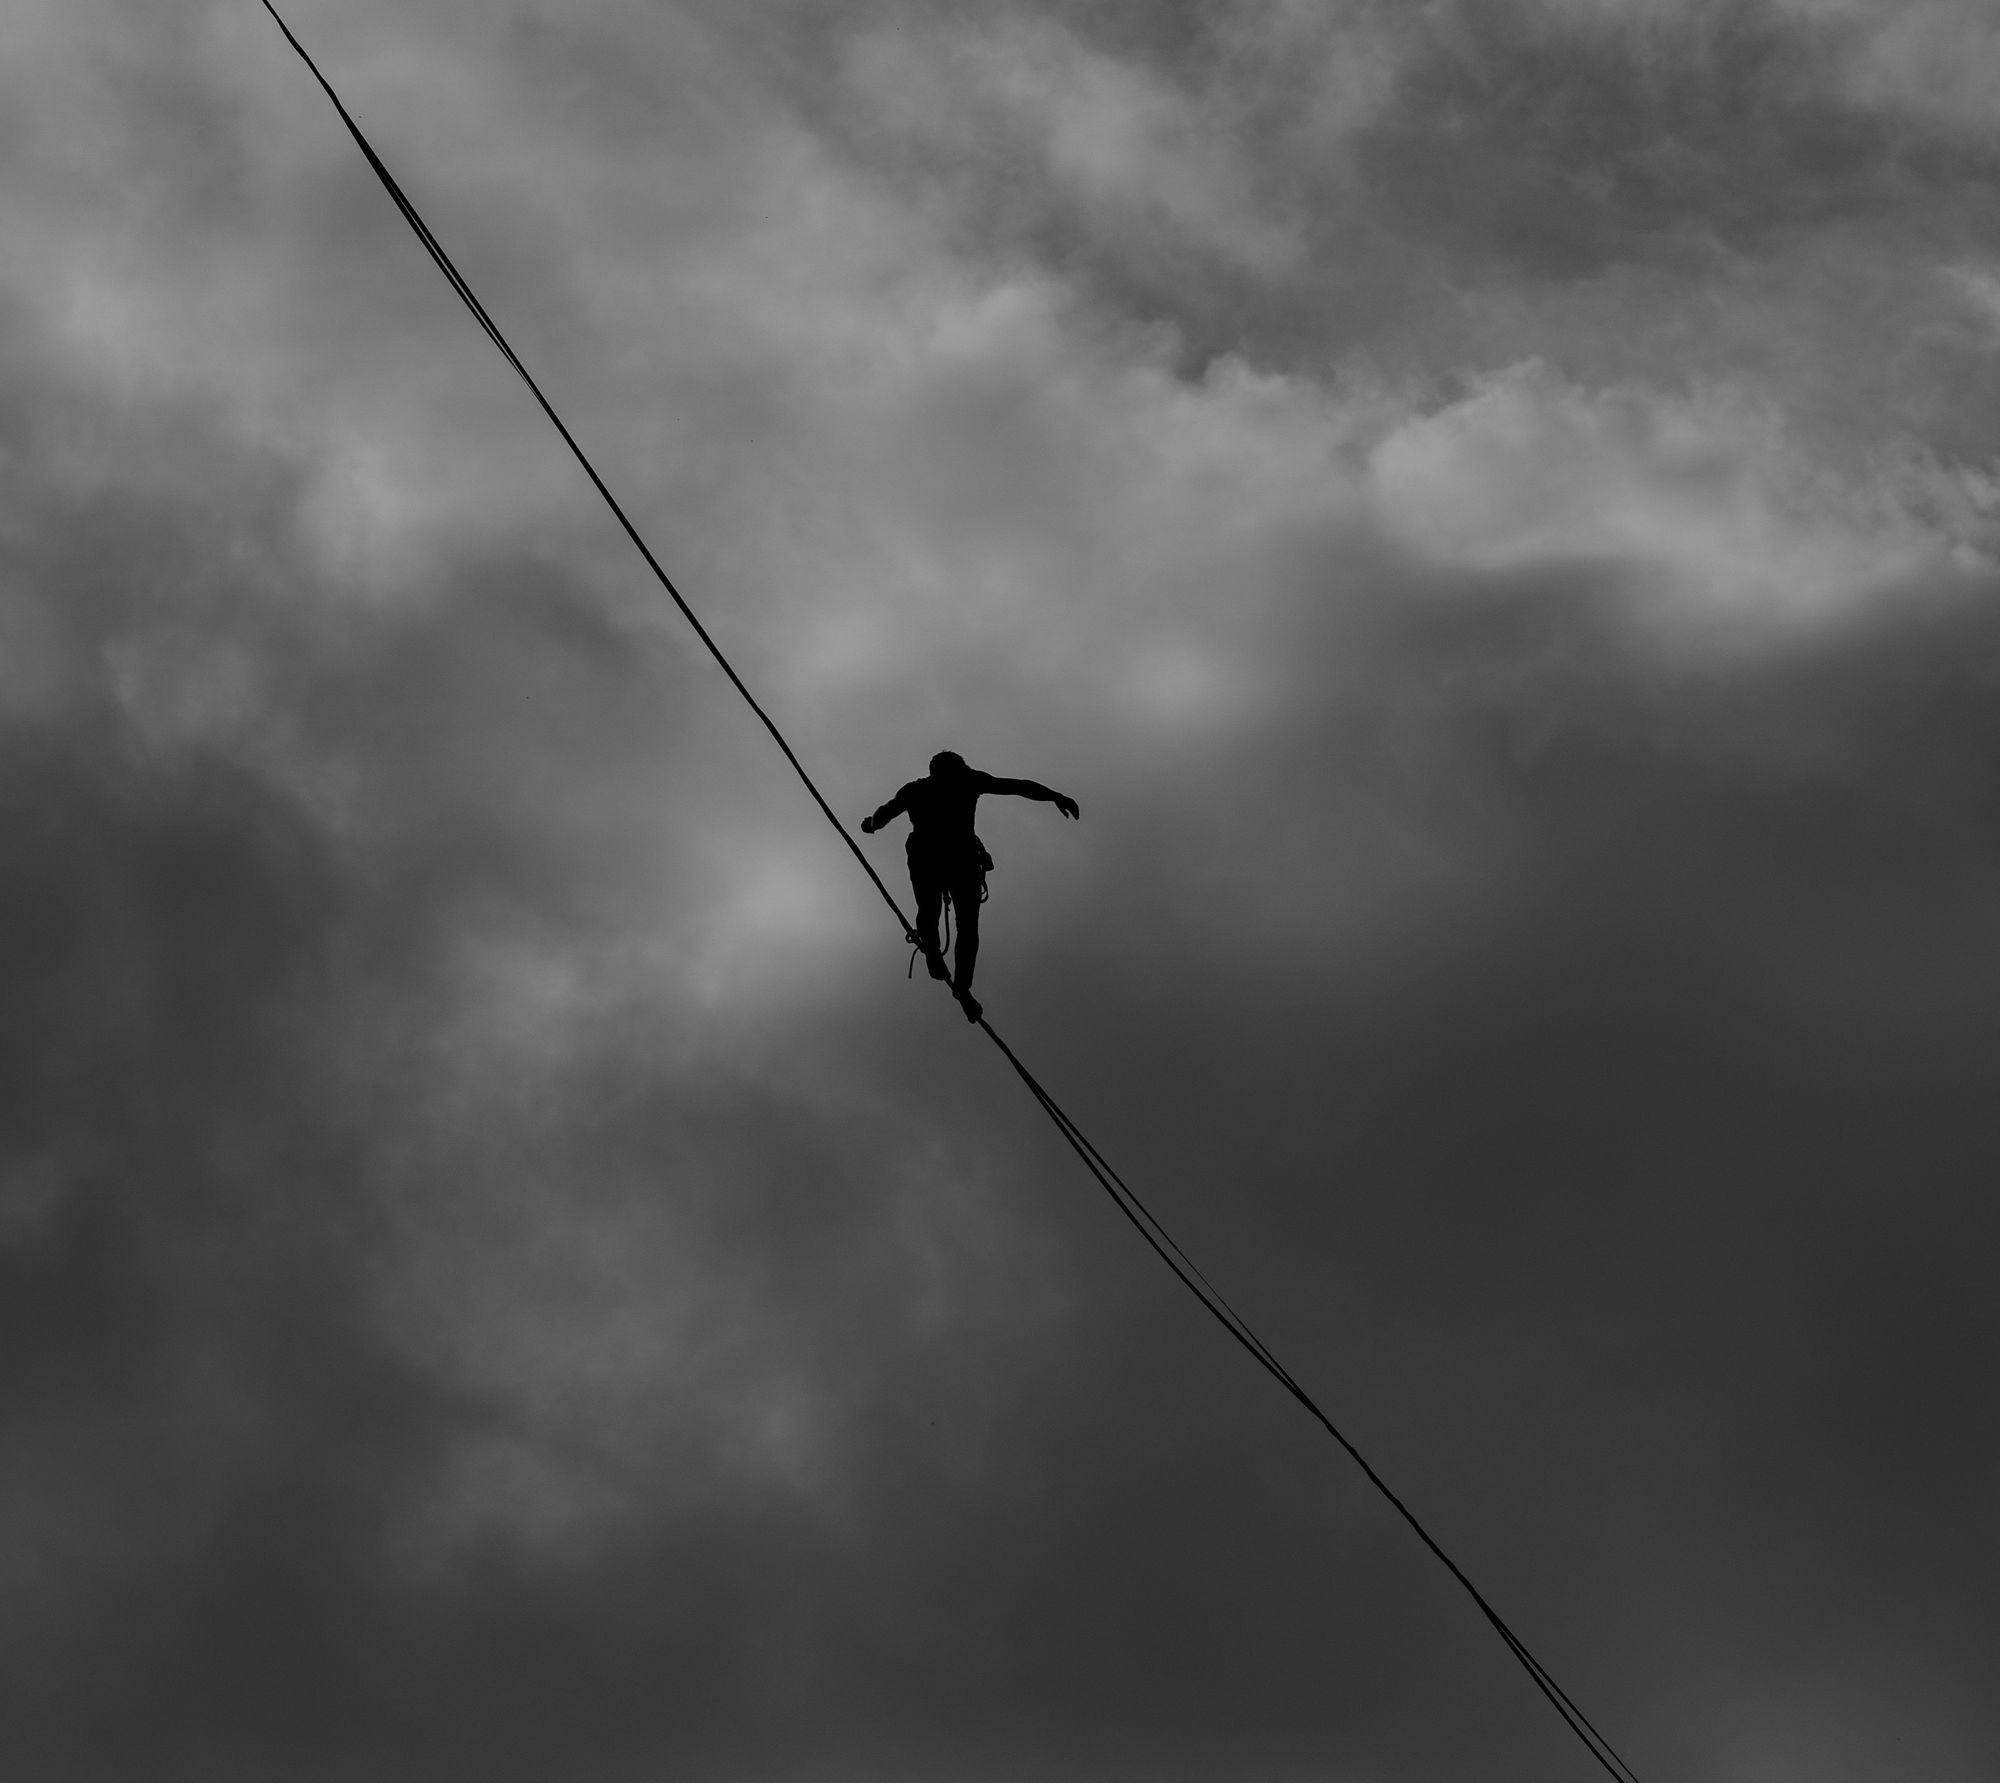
left=983, top=776, right=1080, bottom=821
left=859, top=785, right=912, bottom=834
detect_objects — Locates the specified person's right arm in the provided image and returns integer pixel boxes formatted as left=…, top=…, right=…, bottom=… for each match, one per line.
left=860, top=784, right=913, bottom=834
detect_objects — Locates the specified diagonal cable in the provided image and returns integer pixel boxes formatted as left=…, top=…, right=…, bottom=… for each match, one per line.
left=974, top=1017, right=1642, bottom=1783
left=257, top=0, right=917, bottom=945
left=257, top=9, right=1643, bottom=1779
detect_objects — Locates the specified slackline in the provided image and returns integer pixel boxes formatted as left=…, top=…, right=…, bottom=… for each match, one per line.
left=257, top=8, right=1643, bottom=1779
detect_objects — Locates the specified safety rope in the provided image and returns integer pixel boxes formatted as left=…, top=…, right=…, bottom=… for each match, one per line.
left=257, top=11, right=1643, bottom=1779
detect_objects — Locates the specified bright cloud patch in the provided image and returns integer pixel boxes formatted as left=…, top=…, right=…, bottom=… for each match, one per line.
left=1368, top=362, right=1969, bottom=619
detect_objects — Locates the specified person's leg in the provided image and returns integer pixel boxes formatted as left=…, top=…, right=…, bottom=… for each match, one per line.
left=949, top=871, right=981, bottom=997
left=910, top=871, right=948, bottom=979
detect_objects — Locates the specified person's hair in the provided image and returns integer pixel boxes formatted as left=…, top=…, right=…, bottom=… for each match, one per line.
left=929, top=750, right=967, bottom=777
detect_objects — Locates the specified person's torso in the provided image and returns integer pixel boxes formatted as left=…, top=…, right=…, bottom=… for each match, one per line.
left=903, top=775, right=982, bottom=850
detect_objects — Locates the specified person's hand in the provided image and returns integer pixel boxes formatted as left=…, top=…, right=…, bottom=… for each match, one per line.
left=1055, top=793, right=1080, bottom=821
left=860, top=814, right=878, bottom=834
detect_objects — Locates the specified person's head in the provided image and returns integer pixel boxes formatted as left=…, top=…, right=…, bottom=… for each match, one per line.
left=929, top=750, right=968, bottom=780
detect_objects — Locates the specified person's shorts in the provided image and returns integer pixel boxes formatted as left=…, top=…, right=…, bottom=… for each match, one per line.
left=907, top=835, right=989, bottom=902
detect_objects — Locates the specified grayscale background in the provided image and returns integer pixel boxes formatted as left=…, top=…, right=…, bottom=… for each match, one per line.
left=3, top=2, right=1997, bottom=1778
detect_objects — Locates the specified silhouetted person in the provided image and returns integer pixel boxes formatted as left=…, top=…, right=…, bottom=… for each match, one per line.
left=861, top=751, right=1079, bottom=1022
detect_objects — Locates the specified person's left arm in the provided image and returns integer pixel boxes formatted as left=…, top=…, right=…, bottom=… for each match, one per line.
left=979, top=774, right=1080, bottom=820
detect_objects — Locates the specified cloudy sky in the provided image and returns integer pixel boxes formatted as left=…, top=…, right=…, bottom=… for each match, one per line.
left=4, top=1, right=2000, bottom=1778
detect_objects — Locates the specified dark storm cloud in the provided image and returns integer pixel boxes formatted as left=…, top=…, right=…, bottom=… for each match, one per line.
left=984, top=550, right=2000, bottom=1780
left=0, top=376, right=448, bottom=1777
left=826, top=0, right=2000, bottom=462
left=1349, top=1, right=1992, bottom=274
left=0, top=338, right=1060, bottom=1778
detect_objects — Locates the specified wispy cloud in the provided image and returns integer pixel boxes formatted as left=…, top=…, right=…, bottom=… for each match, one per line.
left=846, top=16, right=1304, bottom=276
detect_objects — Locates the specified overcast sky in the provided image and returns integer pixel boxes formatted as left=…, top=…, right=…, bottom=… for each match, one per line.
left=4, top=1, right=1999, bottom=1779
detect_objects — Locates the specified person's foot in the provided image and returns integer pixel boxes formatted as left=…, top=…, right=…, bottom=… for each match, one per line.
left=923, top=947, right=949, bottom=981
left=954, top=986, right=983, bottom=1022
